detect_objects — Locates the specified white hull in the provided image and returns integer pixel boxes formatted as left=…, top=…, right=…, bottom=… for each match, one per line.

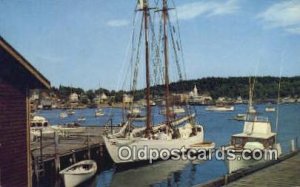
left=31, top=127, right=55, bottom=137
left=51, top=125, right=86, bottom=136
left=265, top=107, right=275, bottom=112
left=226, top=153, right=262, bottom=173
left=206, top=106, right=234, bottom=111
left=95, top=112, right=104, bottom=117
left=160, top=107, right=185, bottom=115
left=225, top=143, right=282, bottom=173
left=234, top=114, right=246, bottom=121
left=60, top=160, right=97, bottom=187
left=104, top=126, right=214, bottom=164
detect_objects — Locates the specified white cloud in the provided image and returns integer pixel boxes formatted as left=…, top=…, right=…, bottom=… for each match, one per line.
left=176, top=0, right=240, bottom=20
left=257, top=0, right=300, bottom=35
left=107, top=19, right=129, bottom=27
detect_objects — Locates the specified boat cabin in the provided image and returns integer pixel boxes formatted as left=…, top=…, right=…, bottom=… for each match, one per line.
left=30, top=116, right=49, bottom=128
left=231, top=118, right=276, bottom=149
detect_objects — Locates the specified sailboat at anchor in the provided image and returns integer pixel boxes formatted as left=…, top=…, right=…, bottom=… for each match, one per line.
left=104, top=0, right=214, bottom=164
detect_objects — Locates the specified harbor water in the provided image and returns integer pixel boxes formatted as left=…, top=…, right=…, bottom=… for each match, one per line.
left=36, top=103, right=300, bottom=187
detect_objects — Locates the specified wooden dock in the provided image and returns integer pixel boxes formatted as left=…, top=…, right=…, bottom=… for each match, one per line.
left=225, top=152, right=300, bottom=187
left=31, top=126, right=119, bottom=185
left=198, top=150, right=300, bottom=187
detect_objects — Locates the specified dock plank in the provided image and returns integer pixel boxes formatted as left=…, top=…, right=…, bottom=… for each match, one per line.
left=31, top=126, right=118, bottom=160
left=225, top=153, right=300, bottom=187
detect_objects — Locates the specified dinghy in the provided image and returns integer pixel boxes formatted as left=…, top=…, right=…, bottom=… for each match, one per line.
left=59, top=160, right=97, bottom=187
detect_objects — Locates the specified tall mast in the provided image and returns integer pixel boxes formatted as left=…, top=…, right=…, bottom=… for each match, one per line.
left=163, top=0, right=171, bottom=130
left=142, top=0, right=152, bottom=137
left=248, top=77, right=253, bottom=111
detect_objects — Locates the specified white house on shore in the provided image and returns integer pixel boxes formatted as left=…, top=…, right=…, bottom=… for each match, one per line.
left=69, top=93, right=79, bottom=103
left=189, top=85, right=212, bottom=104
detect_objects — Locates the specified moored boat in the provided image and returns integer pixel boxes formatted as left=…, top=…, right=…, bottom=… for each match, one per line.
left=206, top=104, right=234, bottom=111
left=95, top=108, right=104, bottom=117
left=224, top=114, right=282, bottom=173
left=225, top=78, right=282, bottom=173
left=234, top=113, right=247, bottom=121
left=265, top=103, right=276, bottom=112
left=60, top=112, right=68, bottom=118
left=30, top=116, right=55, bottom=140
left=104, top=0, right=214, bottom=164
left=160, top=106, right=185, bottom=115
left=67, top=109, right=75, bottom=115
left=59, top=160, right=97, bottom=187
left=77, top=116, right=86, bottom=122
left=52, top=123, right=86, bottom=136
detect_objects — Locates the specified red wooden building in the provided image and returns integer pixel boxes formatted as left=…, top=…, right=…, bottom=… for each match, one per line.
left=0, top=37, right=50, bottom=186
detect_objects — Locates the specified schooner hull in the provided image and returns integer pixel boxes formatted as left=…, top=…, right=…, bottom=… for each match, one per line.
left=104, top=131, right=212, bottom=164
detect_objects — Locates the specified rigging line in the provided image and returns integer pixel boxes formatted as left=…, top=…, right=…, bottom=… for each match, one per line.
left=157, top=12, right=165, bottom=85
left=128, top=10, right=139, bottom=92
left=171, top=0, right=187, bottom=80
left=130, top=13, right=144, bottom=111
left=275, top=55, right=284, bottom=143
left=149, top=10, right=159, bottom=86
left=108, top=5, right=138, bottom=117
left=149, top=6, right=164, bottom=86
left=167, top=15, right=183, bottom=81
left=120, top=4, right=139, bottom=91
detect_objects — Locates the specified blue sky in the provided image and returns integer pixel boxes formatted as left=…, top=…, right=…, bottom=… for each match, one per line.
left=1, top=0, right=300, bottom=90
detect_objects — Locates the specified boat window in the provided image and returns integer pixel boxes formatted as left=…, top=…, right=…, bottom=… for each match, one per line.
left=232, top=137, right=243, bottom=148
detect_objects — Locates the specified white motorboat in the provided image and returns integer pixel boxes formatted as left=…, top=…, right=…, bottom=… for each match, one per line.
left=127, top=107, right=141, bottom=115
left=30, top=116, right=54, bottom=140
left=51, top=123, right=86, bottom=136
left=67, top=109, right=75, bottom=115
left=31, top=115, right=49, bottom=127
left=95, top=108, right=104, bottom=117
left=127, top=107, right=146, bottom=121
left=206, top=104, right=235, bottom=111
left=77, top=116, right=86, bottom=122
left=224, top=115, right=282, bottom=173
left=265, top=104, right=276, bottom=112
left=234, top=113, right=247, bottom=121
left=265, top=107, right=275, bottom=112
left=104, top=0, right=214, bottom=164
left=225, top=78, right=281, bottom=173
left=160, top=106, right=185, bottom=115
left=60, top=112, right=68, bottom=118
left=59, top=160, right=97, bottom=187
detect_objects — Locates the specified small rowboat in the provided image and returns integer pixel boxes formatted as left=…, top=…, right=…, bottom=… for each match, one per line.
left=59, top=160, right=97, bottom=187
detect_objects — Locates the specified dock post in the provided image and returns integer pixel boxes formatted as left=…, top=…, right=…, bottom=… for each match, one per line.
left=87, top=134, right=91, bottom=159
left=224, top=174, right=228, bottom=185
left=54, top=132, right=60, bottom=173
left=100, top=144, right=104, bottom=157
left=72, top=150, right=76, bottom=164
left=291, top=138, right=296, bottom=152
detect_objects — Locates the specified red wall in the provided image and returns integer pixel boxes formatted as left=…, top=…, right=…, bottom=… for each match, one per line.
left=0, top=80, right=28, bottom=187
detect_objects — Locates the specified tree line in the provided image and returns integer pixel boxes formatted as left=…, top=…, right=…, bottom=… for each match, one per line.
left=50, top=76, right=300, bottom=102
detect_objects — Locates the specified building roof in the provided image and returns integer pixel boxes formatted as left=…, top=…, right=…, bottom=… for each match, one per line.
left=0, top=36, right=50, bottom=89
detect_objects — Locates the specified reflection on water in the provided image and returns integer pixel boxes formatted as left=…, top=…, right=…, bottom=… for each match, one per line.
left=110, top=160, right=191, bottom=187
left=37, top=104, right=300, bottom=187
